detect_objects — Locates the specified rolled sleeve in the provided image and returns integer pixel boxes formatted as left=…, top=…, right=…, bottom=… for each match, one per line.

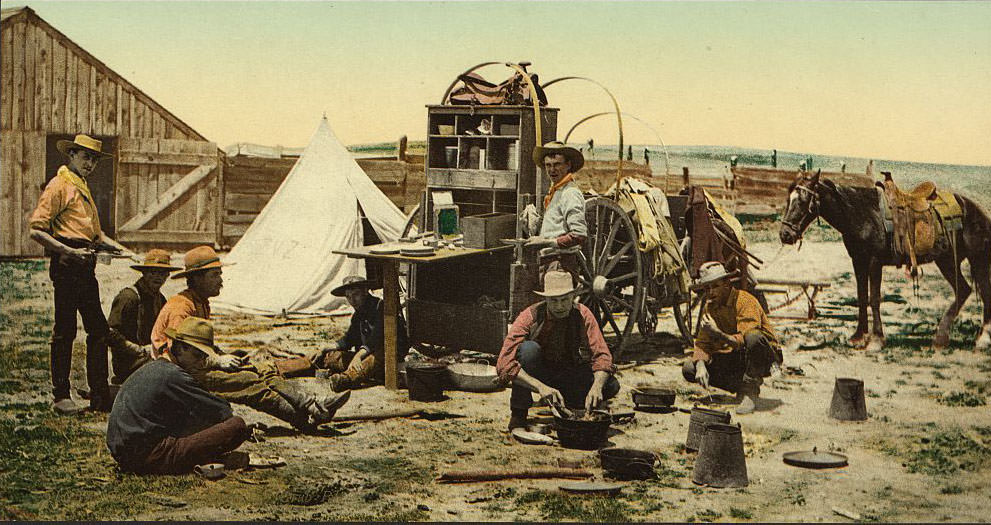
left=496, top=307, right=536, bottom=383
left=29, top=179, right=66, bottom=232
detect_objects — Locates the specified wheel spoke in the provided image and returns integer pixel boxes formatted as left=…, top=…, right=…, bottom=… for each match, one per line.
left=608, top=271, right=638, bottom=285
left=597, top=218, right=622, bottom=269
left=602, top=242, right=635, bottom=276
left=612, top=297, right=633, bottom=312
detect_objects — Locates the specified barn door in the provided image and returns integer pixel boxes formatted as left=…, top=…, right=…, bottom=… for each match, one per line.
left=115, top=138, right=222, bottom=247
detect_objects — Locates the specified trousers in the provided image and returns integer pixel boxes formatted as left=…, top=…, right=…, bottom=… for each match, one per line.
left=510, top=340, right=620, bottom=411
left=682, top=330, right=781, bottom=393
left=49, top=255, right=109, bottom=401
left=125, top=416, right=249, bottom=474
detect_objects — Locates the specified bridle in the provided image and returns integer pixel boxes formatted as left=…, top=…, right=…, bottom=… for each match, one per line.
left=781, top=181, right=821, bottom=242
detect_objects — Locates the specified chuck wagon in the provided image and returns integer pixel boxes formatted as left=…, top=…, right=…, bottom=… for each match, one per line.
left=397, top=62, right=697, bottom=358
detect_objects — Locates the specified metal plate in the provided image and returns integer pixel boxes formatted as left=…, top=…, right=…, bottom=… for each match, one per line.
left=559, top=482, right=624, bottom=496
left=511, top=427, right=554, bottom=445
left=370, top=245, right=401, bottom=255
left=783, top=450, right=849, bottom=469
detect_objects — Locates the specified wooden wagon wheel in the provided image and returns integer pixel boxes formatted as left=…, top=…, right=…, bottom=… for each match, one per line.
left=401, top=204, right=422, bottom=239
left=398, top=204, right=422, bottom=313
left=577, top=197, right=645, bottom=354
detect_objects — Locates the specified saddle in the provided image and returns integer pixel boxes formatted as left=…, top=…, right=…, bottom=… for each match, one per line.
left=880, top=172, right=938, bottom=277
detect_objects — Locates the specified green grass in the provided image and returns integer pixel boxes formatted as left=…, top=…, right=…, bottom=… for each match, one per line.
left=513, top=489, right=633, bottom=522
left=730, top=506, right=754, bottom=519
left=905, top=429, right=991, bottom=476
left=938, top=391, right=987, bottom=407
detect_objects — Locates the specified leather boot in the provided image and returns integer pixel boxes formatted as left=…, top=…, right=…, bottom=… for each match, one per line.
left=736, top=380, right=760, bottom=415
left=271, top=383, right=321, bottom=431
left=276, top=383, right=351, bottom=430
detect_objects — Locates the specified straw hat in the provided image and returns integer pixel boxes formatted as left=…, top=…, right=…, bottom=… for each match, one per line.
left=331, top=275, right=379, bottom=297
left=690, top=261, right=739, bottom=290
left=164, top=316, right=219, bottom=356
left=171, top=245, right=229, bottom=279
left=130, top=249, right=180, bottom=272
left=533, top=141, right=584, bottom=172
left=56, top=134, right=113, bottom=158
left=535, top=270, right=576, bottom=297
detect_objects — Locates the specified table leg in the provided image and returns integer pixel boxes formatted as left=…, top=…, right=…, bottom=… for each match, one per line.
left=382, top=261, right=399, bottom=390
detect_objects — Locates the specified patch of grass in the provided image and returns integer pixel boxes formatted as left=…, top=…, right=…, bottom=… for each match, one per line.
left=336, top=456, right=432, bottom=493
left=938, top=391, right=987, bottom=407
left=333, top=508, right=429, bottom=521
left=784, top=480, right=807, bottom=506
left=905, top=429, right=991, bottom=476
left=514, top=489, right=633, bottom=522
left=730, top=507, right=754, bottom=519
left=964, top=380, right=991, bottom=394
left=940, top=484, right=964, bottom=494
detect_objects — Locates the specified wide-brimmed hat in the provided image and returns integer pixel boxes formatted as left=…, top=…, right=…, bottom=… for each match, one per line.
left=171, top=245, right=229, bottom=279
left=56, top=134, right=113, bottom=158
left=131, top=249, right=181, bottom=272
left=691, top=261, right=739, bottom=290
left=533, top=141, right=584, bottom=173
left=535, top=270, right=576, bottom=297
left=164, top=316, right=219, bottom=356
left=331, top=275, right=378, bottom=297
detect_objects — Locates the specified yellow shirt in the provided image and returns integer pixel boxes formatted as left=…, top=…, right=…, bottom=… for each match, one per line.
left=150, top=289, right=212, bottom=358
left=29, top=166, right=102, bottom=241
left=693, top=288, right=777, bottom=362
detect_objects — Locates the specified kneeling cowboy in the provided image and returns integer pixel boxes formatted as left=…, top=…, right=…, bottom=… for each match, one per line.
left=682, top=262, right=783, bottom=414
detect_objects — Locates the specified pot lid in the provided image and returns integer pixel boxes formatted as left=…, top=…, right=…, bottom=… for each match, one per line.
left=558, top=482, right=624, bottom=496
left=511, top=428, right=554, bottom=445
left=783, top=448, right=849, bottom=469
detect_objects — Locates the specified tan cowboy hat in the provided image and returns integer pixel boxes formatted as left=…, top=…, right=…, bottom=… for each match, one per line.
left=533, top=141, right=584, bottom=172
left=535, top=270, right=576, bottom=297
left=171, top=245, right=230, bottom=279
left=331, top=275, right=380, bottom=297
left=130, top=248, right=181, bottom=272
left=690, top=261, right=740, bottom=290
left=56, top=134, right=113, bottom=158
left=164, top=316, right=219, bottom=356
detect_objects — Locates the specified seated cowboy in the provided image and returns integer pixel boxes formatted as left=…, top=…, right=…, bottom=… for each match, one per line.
left=106, top=249, right=179, bottom=384
left=166, top=316, right=351, bottom=433
left=496, top=271, right=620, bottom=431
left=324, top=276, right=409, bottom=392
left=524, top=142, right=589, bottom=282
left=150, top=245, right=335, bottom=377
left=682, top=262, right=783, bottom=414
left=106, top=355, right=251, bottom=475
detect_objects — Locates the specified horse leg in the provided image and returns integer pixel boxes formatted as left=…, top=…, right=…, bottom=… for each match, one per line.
left=850, top=259, right=870, bottom=348
left=968, top=245, right=991, bottom=351
left=932, top=252, right=971, bottom=349
left=868, top=259, right=885, bottom=349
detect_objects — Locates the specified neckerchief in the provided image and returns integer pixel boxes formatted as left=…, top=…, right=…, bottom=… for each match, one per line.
left=544, top=173, right=575, bottom=209
left=58, top=165, right=95, bottom=205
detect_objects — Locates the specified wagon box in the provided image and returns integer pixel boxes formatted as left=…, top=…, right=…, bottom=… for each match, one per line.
left=462, top=212, right=515, bottom=249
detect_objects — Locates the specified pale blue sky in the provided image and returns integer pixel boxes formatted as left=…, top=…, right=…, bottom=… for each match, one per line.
left=13, top=1, right=991, bottom=165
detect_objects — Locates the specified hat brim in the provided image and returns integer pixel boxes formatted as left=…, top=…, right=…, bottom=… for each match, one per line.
left=331, top=279, right=379, bottom=297
left=171, top=261, right=230, bottom=280
left=131, top=264, right=181, bottom=272
left=534, top=287, right=576, bottom=298
left=163, top=327, right=218, bottom=356
left=690, top=269, right=740, bottom=290
left=533, top=145, right=584, bottom=172
left=56, top=140, right=112, bottom=158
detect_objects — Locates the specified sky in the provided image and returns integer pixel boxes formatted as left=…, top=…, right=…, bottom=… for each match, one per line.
left=12, top=1, right=991, bottom=166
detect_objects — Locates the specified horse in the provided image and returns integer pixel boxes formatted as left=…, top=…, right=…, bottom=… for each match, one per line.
left=778, top=170, right=991, bottom=351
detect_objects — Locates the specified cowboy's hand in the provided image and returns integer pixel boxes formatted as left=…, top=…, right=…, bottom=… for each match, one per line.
left=695, top=360, right=710, bottom=388
left=63, top=247, right=93, bottom=263
left=584, top=385, right=605, bottom=413
left=537, top=385, right=565, bottom=408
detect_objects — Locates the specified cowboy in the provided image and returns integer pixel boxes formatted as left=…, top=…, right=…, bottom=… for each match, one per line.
left=682, top=261, right=783, bottom=414
left=106, top=352, right=251, bottom=475
left=165, top=317, right=351, bottom=433
left=106, top=249, right=179, bottom=384
left=28, top=134, right=116, bottom=414
left=151, top=245, right=337, bottom=376
left=525, top=141, right=589, bottom=282
left=324, top=275, right=409, bottom=392
left=496, top=271, right=620, bottom=431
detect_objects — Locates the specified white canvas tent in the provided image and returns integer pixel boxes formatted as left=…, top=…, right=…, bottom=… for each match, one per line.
left=215, top=117, right=407, bottom=315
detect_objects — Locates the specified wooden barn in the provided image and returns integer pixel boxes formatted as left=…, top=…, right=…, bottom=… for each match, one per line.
left=1, top=7, right=223, bottom=257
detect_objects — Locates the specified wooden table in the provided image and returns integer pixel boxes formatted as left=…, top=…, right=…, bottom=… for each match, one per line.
left=333, top=243, right=511, bottom=390
left=755, top=277, right=832, bottom=320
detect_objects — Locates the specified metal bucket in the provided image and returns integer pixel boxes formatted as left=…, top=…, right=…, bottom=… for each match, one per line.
left=692, top=423, right=749, bottom=488
left=685, top=407, right=731, bottom=452
left=828, top=377, right=868, bottom=421
left=406, top=362, right=447, bottom=402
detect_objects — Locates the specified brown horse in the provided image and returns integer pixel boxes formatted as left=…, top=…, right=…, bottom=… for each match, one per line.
left=778, top=170, right=991, bottom=350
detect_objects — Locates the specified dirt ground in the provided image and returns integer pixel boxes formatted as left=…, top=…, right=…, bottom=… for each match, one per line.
left=2, top=234, right=990, bottom=521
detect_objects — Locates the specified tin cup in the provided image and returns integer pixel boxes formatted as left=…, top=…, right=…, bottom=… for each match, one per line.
left=97, top=252, right=112, bottom=265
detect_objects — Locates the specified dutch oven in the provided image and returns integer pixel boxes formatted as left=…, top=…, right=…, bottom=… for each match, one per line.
left=553, top=409, right=612, bottom=450
left=599, top=447, right=658, bottom=480
left=631, top=387, right=676, bottom=409
left=446, top=360, right=503, bottom=393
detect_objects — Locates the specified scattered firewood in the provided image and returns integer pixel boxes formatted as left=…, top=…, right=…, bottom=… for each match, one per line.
left=436, top=468, right=593, bottom=483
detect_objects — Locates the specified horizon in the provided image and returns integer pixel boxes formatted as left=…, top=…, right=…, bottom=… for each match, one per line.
left=13, top=1, right=991, bottom=166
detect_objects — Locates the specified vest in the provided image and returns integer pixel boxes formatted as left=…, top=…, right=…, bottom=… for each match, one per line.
left=527, top=302, right=591, bottom=366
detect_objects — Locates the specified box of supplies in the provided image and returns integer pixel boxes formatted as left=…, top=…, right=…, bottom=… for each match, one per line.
left=462, top=212, right=516, bottom=249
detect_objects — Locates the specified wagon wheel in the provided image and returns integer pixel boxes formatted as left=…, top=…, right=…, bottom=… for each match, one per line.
left=638, top=277, right=659, bottom=336
left=577, top=197, right=645, bottom=355
left=399, top=204, right=422, bottom=312
left=401, top=204, right=422, bottom=239
left=672, top=294, right=693, bottom=347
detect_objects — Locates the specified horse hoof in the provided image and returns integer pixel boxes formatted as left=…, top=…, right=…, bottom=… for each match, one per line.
left=975, top=331, right=991, bottom=352
left=849, top=335, right=867, bottom=349
left=932, top=334, right=950, bottom=349
left=866, top=337, right=884, bottom=352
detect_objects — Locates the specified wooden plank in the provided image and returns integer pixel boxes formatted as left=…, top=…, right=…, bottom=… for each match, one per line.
left=0, top=133, right=18, bottom=254
left=157, top=139, right=182, bottom=232
left=142, top=102, right=153, bottom=138
left=10, top=133, right=24, bottom=255
left=103, top=73, right=116, bottom=135
left=65, top=51, right=76, bottom=131
left=116, top=230, right=216, bottom=244
left=1, top=24, right=12, bottom=130
left=93, top=67, right=104, bottom=134
left=76, top=58, right=89, bottom=132
left=224, top=212, right=260, bottom=224
left=50, top=41, right=66, bottom=132
left=222, top=222, right=250, bottom=238
left=118, top=162, right=217, bottom=232
left=38, top=25, right=51, bottom=130
left=21, top=132, right=45, bottom=255
left=153, top=111, right=166, bottom=138
left=224, top=192, right=271, bottom=213
left=24, top=19, right=35, bottom=130
left=12, top=21, right=25, bottom=130
left=117, top=150, right=217, bottom=166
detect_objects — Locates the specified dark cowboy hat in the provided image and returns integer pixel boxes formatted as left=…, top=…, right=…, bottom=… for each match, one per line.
left=532, top=141, right=584, bottom=172
left=56, top=134, right=113, bottom=158
left=331, top=275, right=380, bottom=297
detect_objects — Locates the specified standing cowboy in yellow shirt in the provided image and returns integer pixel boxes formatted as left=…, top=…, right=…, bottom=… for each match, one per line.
left=29, top=135, right=117, bottom=414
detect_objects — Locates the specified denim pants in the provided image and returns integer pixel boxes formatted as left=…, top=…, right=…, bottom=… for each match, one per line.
left=682, top=330, right=782, bottom=393
left=510, top=341, right=620, bottom=411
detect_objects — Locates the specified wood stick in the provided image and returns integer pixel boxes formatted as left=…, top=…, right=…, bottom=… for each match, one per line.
left=435, top=468, right=593, bottom=483
left=331, top=408, right=424, bottom=422
left=831, top=506, right=862, bottom=521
